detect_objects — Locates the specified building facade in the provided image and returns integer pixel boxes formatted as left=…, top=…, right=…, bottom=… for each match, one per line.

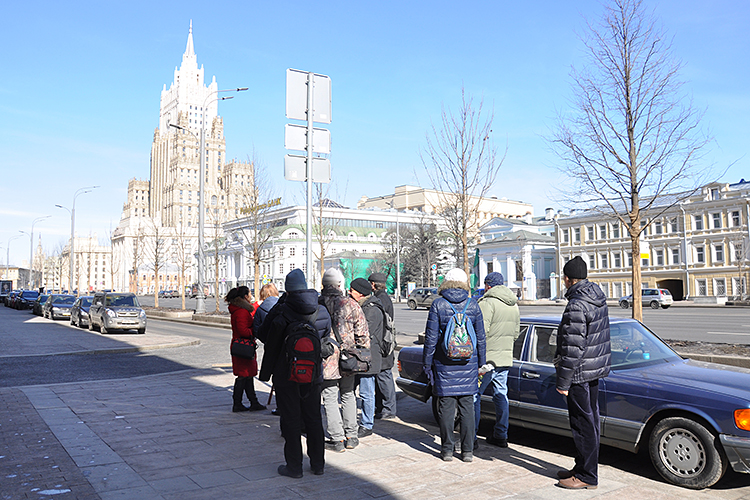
left=556, top=181, right=750, bottom=302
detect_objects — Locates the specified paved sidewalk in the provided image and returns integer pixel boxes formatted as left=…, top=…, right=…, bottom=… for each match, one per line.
left=2, top=334, right=750, bottom=499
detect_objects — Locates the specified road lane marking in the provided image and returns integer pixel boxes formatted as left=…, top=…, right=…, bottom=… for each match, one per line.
left=706, top=332, right=750, bottom=336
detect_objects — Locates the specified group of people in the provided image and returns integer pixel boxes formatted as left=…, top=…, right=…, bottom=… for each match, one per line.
left=225, top=269, right=397, bottom=478
left=225, top=255, right=611, bottom=490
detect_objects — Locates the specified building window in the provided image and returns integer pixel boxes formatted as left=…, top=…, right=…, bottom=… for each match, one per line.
left=627, top=252, right=633, bottom=267
left=563, top=228, right=569, bottom=244
left=588, top=254, right=595, bottom=270
left=642, top=256, right=649, bottom=267
left=655, top=249, right=664, bottom=266
left=715, top=244, right=724, bottom=263
left=711, top=188, right=720, bottom=200
left=574, top=228, right=581, bottom=243
left=613, top=252, right=621, bottom=268
left=734, top=243, right=743, bottom=262
left=600, top=253, right=608, bottom=269
left=669, top=218, right=678, bottom=233
left=290, top=263, right=296, bottom=270
left=672, top=248, right=680, bottom=265
left=599, top=225, right=607, bottom=239
left=279, top=247, right=284, bottom=258
left=696, top=246, right=705, bottom=263
left=696, top=279, right=707, bottom=296
left=715, top=278, right=727, bottom=296
left=732, top=211, right=741, bottom=227
left=612, top=223, right=620, bottom=238
left=733, top=277, right=746, bottom=297
left=587, top=226, right=595, bottom=241
left=712, top=213, right=722, bottom=229
left=694, top=215, right=703, bottom=230
left=289, top=247, right=295, bottom=257
left=279, top=263, right=284, bottom=274
left=654, top=221, right=663, bottom=234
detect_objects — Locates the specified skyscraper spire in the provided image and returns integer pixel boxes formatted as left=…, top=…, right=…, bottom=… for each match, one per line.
left=185, top=20, right=195, bottom=57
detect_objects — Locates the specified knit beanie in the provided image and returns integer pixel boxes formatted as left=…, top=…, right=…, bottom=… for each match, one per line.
left=484, top=272, right=504, bottom=287
left=285, top=268, right=307, bottom=292
left=322, top=268, right=345, bottom=289
left=444, top=268, right=468, bottom=283
left=350, top=277, right=373, bottom=296
left=563, top=256, right=588, bottom=280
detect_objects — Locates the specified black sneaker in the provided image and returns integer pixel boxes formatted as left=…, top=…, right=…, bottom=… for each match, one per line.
left=232, top=404, right=250, bottom=412
left=277, top=465, right=303, bottom=478
left=441, top=453, right=454, bottom=462
left=380, top=412, right=397, bottom=420
left=248, top=402, right=267, bottom=411
left=461, top=453, right=473, bottom=463
left=486, top=436, right=508, bottom=448
left=357, top=426, right=373, bottom=438
left=312, top=468, right=324, bottom=476
left=345, top=437, right=359, bottom=449
left=325, top=440, right=345, bottom=452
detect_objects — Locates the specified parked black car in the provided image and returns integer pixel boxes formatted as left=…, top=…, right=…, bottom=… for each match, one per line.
left=42, top=294, right=76, bottom=320
left=14, top=290, right=39, bottom=310
left=32, top=294, right=50, bottom=316
left=70, top=296, right=94, bottom=328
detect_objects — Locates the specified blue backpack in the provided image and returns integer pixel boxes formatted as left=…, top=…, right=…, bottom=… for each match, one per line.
left=442, top=300, right=477, bottom=360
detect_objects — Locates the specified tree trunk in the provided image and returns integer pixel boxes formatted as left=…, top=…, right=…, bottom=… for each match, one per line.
left=254, top=258, right=260, bottom=303
left=630, top=225, right=643, bottom=322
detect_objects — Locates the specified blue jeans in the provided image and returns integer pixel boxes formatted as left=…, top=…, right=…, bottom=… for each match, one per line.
left=474, top=367, right=509, bottom=441
left=358, top=375, right=376, bottom=429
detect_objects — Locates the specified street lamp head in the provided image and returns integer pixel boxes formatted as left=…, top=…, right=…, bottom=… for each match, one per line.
left=220, top=96, right=234, bottom=101
left=236, top=87, right=249, bottom=92
left=169, top=123, right=185, bottom=131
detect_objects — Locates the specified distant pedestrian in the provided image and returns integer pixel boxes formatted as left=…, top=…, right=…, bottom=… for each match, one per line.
left=555, top=256, right=611, bottom=490
left=349, top=277, right=384, bottom=439
left=474, top=272, right=519, bottom=449
left=422, top=268, right=486, bottom=462
left=226, top=286, right=266, bottom=412
left=258, top=269, right=331, bottom=478
left=319, top=268, right=369, bottom=452
left=369, top=272, right=397, bottom=420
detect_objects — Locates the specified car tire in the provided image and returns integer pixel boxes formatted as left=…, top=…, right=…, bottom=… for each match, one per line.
left=408, top=300, right=417, bottom=310
left=70, top=317, right=76, bottom=327
left=650, top=301, right=660, bottom=310
left=88, top=318, right=97, bottom=332
left=619, top=301, right=629, bottom=309
left=100, top=323, right=108, bottom=334
left=662, top=305, right=671, bottom=309
left=648, top=416, right=727, bottom=489
left=138, top=328, right=146, bottom=335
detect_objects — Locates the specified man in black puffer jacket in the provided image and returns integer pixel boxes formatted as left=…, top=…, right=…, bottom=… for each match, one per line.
left=555, top=256, right=611, bottom=490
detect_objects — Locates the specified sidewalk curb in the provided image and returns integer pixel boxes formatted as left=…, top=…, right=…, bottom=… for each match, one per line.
left=0, top=338, right=201, bottom=358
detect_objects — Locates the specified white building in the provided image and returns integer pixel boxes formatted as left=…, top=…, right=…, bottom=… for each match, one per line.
left=475, top=208, right=558, bottom=299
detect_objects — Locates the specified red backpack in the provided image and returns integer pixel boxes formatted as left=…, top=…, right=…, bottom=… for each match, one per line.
left=283, top=308, right=321, bottom=384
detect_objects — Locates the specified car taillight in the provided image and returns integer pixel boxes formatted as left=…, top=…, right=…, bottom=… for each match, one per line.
left=397, top=360, right=402, bottom=374
left=735, top=409, right=750, bottom=431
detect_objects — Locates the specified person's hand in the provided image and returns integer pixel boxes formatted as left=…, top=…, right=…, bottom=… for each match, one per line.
left=556, top=388, right=568, bottom=396
left=424, top=367, right=434, bottom=386
left=478, top=363, right=494, bottom=376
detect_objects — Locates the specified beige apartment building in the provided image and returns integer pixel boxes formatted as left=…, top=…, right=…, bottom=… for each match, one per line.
left=556, top=181, right=750, bottom=302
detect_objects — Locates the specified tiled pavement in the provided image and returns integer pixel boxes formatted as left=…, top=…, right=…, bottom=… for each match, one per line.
left=3, top=365, right=750, bottom=500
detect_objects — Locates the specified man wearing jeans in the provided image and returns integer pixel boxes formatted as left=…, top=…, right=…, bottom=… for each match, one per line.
left=349, top=278, right=384, bottom=439
left=475, top=272, right=520, bottom=449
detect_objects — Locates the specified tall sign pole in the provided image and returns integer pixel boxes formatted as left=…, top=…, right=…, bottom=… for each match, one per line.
left=285, top=69, right=331, bottom=288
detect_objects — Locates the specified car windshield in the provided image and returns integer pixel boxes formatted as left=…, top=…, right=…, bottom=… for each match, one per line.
left=22, top=291, right=39, bottom=298
left=105, top=295, right=139, bottom=307
left=53, top=296, right=76, bottom=305
left=81, top=298, right=92, bottom=307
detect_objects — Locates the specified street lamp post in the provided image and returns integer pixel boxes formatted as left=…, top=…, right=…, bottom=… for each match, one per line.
left=5, top=234, right=22, bottom=282
left=21, top=216, right=51, bottom=289
left=389, top=200, right=401, bottom=302
left=172, top=87, right=247, bottom=314
left=56, top=186, right=98, bottom=295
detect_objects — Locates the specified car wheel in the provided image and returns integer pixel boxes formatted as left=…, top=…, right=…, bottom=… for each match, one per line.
left=88, top=319, right=96, bottom=332
left=100, top=323, right=108, bottom=334
left=650, top=301, right=660, bottom=310
left=662, top=305, right=671, bottom=309
left=138, top=328, right=146, bottom=334
left=408, top=300, right=417, bottom=310
left=70, top=317, right=76, bottom=327
left=619, top=301, right=629, bottom=309
left=648, top=416, right=727, bottom=489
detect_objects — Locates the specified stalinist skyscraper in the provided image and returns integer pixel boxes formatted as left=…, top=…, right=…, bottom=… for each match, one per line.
left=112, top=23, right=254, bottom=294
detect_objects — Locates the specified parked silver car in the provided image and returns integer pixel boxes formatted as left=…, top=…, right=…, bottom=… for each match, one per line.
left=88, top=292, right=147, bottom=334
left=407, top=287, right=438, bottom=310
left=619, top=288, right=673, bottom=309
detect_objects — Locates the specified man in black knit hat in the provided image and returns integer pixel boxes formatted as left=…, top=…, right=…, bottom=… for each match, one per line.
left=555, top=256, right=611, bottom=490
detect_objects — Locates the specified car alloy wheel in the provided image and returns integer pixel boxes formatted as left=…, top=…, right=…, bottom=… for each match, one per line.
left=620, top=301, right=629, bottom=309
left=408, top=300, right=417, bottom=310
left=650, top=301, right=660, bottom=310
left=648, top=416, right=726, bottom=489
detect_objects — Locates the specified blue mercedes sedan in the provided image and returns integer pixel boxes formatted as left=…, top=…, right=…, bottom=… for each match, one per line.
left=396, top=316, right=750, bottom=489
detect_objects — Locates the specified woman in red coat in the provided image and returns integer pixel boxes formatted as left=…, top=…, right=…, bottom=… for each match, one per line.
left=226, top=286, right=266, bottom=412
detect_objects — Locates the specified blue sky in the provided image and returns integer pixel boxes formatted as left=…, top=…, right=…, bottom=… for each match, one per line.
left=1, top=0, right=748, bottom=268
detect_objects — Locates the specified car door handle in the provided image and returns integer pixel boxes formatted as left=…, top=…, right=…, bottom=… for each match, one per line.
left=522, top=371, right=540, bottom=379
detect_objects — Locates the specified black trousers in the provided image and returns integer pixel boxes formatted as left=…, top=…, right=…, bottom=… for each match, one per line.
left=275, top=380, right=325, bottom=474
left=567, top=380, right=600, bottom=485
left=375, top=368, right=397, bottom=415
left=436, top=395, right=474, bottom=456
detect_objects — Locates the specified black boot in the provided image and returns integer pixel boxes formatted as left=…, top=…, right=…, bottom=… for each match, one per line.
left=245, top=378, right=267, bottom=411
left=233, top=378, right=250, bottom=412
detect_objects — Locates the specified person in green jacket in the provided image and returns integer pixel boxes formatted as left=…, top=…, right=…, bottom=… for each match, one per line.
left=474, top=272, right=520, bottom=448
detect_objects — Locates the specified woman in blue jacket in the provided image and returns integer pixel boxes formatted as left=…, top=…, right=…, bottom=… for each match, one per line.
left=422, top=268, right=486, bottom=462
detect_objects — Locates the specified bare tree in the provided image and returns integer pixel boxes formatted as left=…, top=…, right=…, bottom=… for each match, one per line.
left=236, top=157, right=277, bottom=301
left=173, top=223, right=193, bottom=310
left=144, top=221, right=171, bottom=308
left=311, top=182, right=347, bottom=289
left=108, top=228, right=121, bottom=293
left=551, top=0, right=711, bottom=320
left=421, top=88, right=504, bottom=276
left=131, top=225, right=147, bottom=294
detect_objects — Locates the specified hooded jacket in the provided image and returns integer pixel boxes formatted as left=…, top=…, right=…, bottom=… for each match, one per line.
left=229, top=299, right=259, bottom=378
left=478, top=285, right=520, bottom=368
left=319, top=286, right=369, bottom=380
left=252, top=295, right=279, bottom=336
left=257, top=289, right=332, bottom=384
left=373, top=288, right=395, bottom=370
left=422, top=280, right=486, bottom=397
left=555, top=279, right=611, bottom=391
left=359, top=294, right=385, bottom=375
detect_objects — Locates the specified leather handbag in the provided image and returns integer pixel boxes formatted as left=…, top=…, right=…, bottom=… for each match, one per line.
left=339, top=347, right=372, bottom=373
left=231, top=338, right=256, bottom=359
